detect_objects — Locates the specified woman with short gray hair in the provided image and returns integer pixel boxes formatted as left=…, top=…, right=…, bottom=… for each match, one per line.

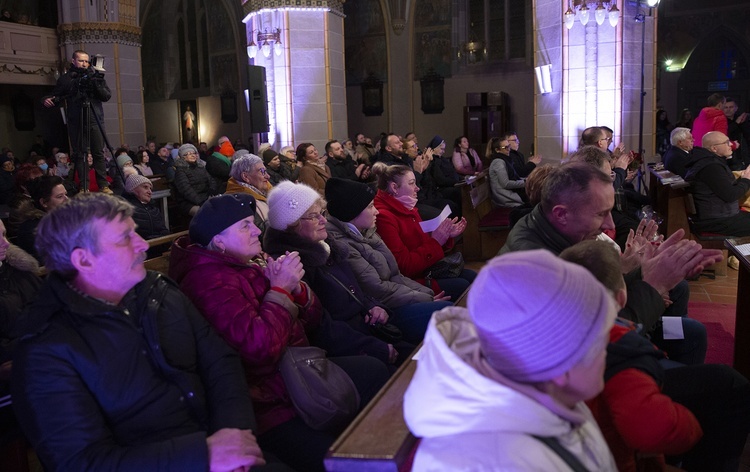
left=172, top=143, right=215, bottom=217
left=226, top=153, right=272, bottom=235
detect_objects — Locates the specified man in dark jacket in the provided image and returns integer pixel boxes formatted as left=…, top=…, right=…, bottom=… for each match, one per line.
left=11, top=193, right=280, bottom=471
left=500, top=163, right=722, bottom=365
left=325, top=139, right=369, bottom=181
left=43, top=50, right=112, bottom=194
left=685, top=131, right=750, bottom=236
left=663, top=127, right=695, bottom=178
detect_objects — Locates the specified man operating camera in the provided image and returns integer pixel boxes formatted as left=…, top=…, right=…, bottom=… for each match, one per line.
left=44, top=50, right=113, bottom=194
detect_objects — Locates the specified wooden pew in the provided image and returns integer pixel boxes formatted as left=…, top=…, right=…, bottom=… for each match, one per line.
left=458, top=172, right=512, bottom=261
left=647, top=165, right=690, bottom=238
left=143, top=230, right=188, bottom=274
left=325, top=289, right=470, bottom=472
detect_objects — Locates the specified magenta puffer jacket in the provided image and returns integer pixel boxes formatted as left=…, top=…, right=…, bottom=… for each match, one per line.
left=169, top=235, right=323, bottom=434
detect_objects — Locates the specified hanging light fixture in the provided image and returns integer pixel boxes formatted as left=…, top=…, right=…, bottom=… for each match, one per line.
left=608, top=3, right=620, bottom=26
left=247, top=28, right=282, bottom=59
left=246, top=39, right=258, bottom=58
left=578, top=2, right=590, bottom=25
left=564, top=2, right=576, bottom=29
left=594, top=2, right=607, bottom=25
left=563, top=1, right=621, bottom=29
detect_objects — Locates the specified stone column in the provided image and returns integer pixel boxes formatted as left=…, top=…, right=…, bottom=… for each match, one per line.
left=534, top=0, right=656, bottom=162
left=243, top=1, right=347, bottom=151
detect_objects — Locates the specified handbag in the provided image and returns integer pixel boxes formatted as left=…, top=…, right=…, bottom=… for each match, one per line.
left=279, top=345, right=360, bottom=432
left=428, top=252, right=465, bottom=279
left=325, top=270, right=403, bottom=343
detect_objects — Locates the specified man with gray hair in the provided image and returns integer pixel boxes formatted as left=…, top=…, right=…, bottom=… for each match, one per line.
left=11, top=193, right=281, bottom=471
left=226, top=153, right=272, bottom=235
left=662, top=127, right=695, bottom=178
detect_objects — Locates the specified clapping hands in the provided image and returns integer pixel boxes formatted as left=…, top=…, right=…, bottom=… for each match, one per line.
left=265, top=251, right=305, bottom=295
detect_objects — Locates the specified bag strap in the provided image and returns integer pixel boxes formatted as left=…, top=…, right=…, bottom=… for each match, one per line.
left=325, top=270, right=368, bottom=310
left=531, top=435, right=589, bottom=472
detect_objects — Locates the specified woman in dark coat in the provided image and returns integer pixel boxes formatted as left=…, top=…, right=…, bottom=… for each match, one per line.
left=172, top=143, right=215, bottom=216
left=264, top=181, right=415, bottom=366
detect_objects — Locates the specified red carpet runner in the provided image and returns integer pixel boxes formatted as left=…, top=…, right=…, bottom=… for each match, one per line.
left=687, top=301, right=736, bottom=365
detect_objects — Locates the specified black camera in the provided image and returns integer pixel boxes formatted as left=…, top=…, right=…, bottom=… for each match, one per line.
left=69, top=67, right=104, bottom=95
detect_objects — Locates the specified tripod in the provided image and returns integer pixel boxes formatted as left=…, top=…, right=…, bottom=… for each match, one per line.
left=76, top=93, right=124, bottom=192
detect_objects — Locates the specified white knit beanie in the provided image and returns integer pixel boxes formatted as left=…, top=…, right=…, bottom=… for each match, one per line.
left=267, top=181, right=321, bottom=230
left=468, top=249, right=616, bottom=383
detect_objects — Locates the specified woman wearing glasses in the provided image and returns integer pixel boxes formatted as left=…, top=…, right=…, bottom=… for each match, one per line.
left=226, top=153, right=273, bottom=236
left=264, top=181, right=416, bottom=367
left=487, top=135, right=527, bottom=208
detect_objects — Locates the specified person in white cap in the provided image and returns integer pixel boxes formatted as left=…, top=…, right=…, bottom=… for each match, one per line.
left=404, top=249, right=618, bottom=471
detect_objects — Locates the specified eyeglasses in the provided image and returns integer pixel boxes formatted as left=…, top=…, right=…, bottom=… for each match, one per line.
left=258, top=167, right=267, bottom=175
left=299, top=209, right=328, bottom=221
left=508, top=138, right=519, bottom=142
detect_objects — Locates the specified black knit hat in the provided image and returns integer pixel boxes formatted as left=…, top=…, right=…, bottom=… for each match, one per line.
left=325, top=178, right=376, bottom=222
left=189, top=194, right=257, bottom=246
left=262, top=148, right=279, bottom=165
left=427, top=135, right=444, bottom=150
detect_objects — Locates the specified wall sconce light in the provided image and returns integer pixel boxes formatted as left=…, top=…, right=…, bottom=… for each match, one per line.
left=247, top=28, right=282, bottom=59
left=534, top=64, right=553, bottom=94
left=564, top=1, right=620, bottom=29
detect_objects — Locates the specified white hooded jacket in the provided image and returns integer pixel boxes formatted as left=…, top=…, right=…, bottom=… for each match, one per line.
left=403, top=307, right=616, bottom=471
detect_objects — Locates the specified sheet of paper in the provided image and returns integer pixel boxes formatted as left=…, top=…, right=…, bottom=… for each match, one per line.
left=411, top=346, right=423, bottom=360
left=662, top=316, right=685, bottom=340
left=419, top=205, right=452, bottom=233
left=735, top=243, right=750, bottom=257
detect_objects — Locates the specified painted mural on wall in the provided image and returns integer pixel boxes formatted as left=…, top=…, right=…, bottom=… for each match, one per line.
left=344, top=0, right=387, bottom=85
left=211, top=54, right=239, bottom=96
left=414, top=0, right=452, bottom=79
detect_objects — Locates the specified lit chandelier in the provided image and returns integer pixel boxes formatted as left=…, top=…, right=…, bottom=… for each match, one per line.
left=563, top=1, right=620, bottom=29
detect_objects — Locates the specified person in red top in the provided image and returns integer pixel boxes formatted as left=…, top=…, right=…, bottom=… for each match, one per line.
left=692, top=93, right=729, bottom=145
left=371, top=162, right=475, bottom=300
left=562, top=239, right=750, bottom=471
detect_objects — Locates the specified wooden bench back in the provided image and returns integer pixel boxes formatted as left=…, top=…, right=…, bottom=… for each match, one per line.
left=325, top=286, right=472, bottom=471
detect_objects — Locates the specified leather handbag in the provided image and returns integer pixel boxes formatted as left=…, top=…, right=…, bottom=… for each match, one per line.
left=279, top=345, right=360, bottom=432
left=428, top=252, right=465, bottom=279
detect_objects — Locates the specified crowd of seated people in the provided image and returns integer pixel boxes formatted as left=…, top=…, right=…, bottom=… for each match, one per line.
left=3, top=125, right=750, bottom=472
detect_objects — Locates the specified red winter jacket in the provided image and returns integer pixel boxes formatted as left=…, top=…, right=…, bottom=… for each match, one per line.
left=169, top=236, right=323, bottom=434
left=586, top=324, right=702, bottom=472
left=692, top=106, right=728, bottom=146
left=373, top=190, right=450, bottom=292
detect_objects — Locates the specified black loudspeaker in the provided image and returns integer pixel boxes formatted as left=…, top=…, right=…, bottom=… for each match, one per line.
left=247, top=65, right=270, bottom=133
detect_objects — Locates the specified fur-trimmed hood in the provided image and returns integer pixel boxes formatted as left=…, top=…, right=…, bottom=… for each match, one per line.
left=5, top=244, right=40, bottom=274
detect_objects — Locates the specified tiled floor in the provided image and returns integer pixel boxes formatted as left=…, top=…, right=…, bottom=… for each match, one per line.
left=687, top=266, right=739, bottom=304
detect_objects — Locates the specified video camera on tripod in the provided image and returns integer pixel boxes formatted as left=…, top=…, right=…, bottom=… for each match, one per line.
left=68, top=66, right=105, bottom=96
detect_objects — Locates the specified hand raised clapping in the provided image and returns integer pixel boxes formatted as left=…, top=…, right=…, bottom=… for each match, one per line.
left=265, top=251, right=305, bottom=295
